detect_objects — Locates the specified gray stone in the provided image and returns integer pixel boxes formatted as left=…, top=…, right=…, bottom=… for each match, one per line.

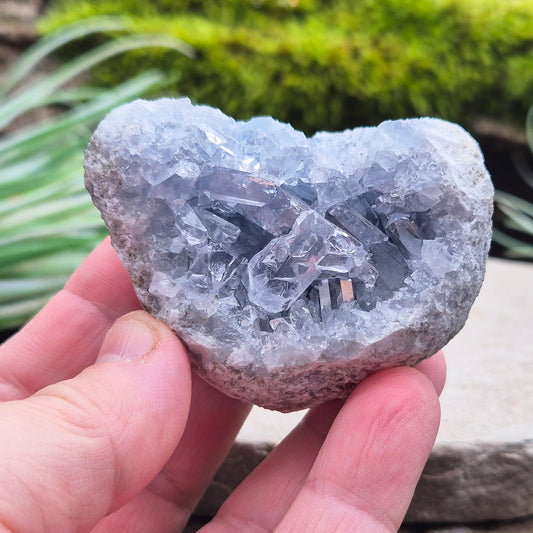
left=406, top=442, right=533, bottom=523
left=85, top=98, right=493, bottom=411
left=400, top=516, right=533, bottom=532
left=186, top=517, right=533, bottom=533
left=0, top=0, right=41, bottom=46
left=406, top=257, right=533, bottom=523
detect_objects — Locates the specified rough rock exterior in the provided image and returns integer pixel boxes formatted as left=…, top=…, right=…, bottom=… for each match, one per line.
left=84, top=98, right=493, bottom=411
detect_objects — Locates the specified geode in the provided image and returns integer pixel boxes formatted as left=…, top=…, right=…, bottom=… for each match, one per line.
left=84, top=98, right=493, bottom=412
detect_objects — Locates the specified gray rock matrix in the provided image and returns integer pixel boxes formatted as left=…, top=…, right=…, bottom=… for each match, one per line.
left=84, top=98, right=493, bottom=411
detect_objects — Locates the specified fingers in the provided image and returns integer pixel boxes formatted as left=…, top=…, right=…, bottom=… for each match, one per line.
left=0, top=311, right=191, bottom=533
left=202, top=400, right=343, bottom=532
left=207, top=365, right=440, bottom=533
left=94, top=374, right=251, bottom=532
left=276, top=367, right=440, bottom=532
left=414, top=350, right=446, bottom=395
left=0, top=238, right=141, bottom=401
left=148, top=374, right=252, bottom=525
left=0, top=237, right=252, bottom=531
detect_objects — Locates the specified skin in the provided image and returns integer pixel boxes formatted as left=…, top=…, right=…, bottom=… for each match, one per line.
left=0, top=238, right=445, bottom=532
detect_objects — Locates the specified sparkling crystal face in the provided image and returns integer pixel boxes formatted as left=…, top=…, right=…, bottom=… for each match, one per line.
left=85, top=98, right=493, bottom=411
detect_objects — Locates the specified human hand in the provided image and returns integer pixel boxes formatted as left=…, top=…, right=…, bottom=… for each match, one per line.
left=0, top=238, right=445, bottom=532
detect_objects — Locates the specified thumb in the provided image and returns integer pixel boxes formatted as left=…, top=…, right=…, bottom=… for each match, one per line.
left=0, top=311, right=191, bottom=533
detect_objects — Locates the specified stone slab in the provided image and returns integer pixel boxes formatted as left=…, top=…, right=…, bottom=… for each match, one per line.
left=406, top=257, right=533, bottom=522
left=186, top=516, right=533, bottom=532
left=401, top=516, right=533, bottom=533
left=193, top=258, right=533, bottom=523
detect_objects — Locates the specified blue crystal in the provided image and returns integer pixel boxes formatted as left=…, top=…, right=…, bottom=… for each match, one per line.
left=84, top=97, right=493, bottom=411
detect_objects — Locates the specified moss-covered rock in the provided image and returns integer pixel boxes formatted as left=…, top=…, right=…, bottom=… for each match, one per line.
left=40, top=0, right=533, bottom=133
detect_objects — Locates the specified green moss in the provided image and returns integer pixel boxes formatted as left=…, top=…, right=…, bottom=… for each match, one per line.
left=40, top=0, right=533, bottom=133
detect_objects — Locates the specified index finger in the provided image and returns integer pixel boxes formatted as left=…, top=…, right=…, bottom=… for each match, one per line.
left=276, top=367, right=441, bottom=532
left=0, top=238, right=141, bottom=400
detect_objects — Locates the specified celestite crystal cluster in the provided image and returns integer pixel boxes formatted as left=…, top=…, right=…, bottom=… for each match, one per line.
left=84, top=98, right=493, bottom=411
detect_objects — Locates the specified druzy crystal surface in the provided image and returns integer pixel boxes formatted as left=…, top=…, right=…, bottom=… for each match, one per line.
left=84, top=98, right=493, bottom=412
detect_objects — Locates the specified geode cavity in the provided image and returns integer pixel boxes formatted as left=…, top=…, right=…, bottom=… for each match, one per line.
left=84, top=98, right=493, bottom=412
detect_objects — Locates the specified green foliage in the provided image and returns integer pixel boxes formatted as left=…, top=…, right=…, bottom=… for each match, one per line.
left=493, top=106, right=533, bottom=259
left=493, top=191, right=533, bottom=259
left=0, top=18, right=190, bottom=330
left=41, top=0, right=533, bottom=133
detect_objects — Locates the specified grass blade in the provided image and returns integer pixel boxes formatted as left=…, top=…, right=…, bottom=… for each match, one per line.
left=495, top=190, right=533, bottom=218
left=0, top=70, right=165, bottom=165
left=0, top=297, right=53, bottom=330
left=492, top=228, right=533, bottom=259
left=497, top=204, right=533, bottom=235
left=0, top=278, right=68, bottom=304
left=0, top=34, right=193, bottom=130
left=527, top=105, right=533, bottom=155
left=0, top=17, right=128, bottom=97
left=0, top=20, right=193, bottom=329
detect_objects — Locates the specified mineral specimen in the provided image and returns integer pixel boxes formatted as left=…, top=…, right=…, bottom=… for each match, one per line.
left=84, top=98, right=493, bottom=412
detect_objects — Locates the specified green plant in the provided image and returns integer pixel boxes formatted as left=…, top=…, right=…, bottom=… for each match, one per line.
left=41, top=0, right=533, bottom=134
left=0, top=17, right=193, bottom=330
left=492, top=106, right=533, bottom=259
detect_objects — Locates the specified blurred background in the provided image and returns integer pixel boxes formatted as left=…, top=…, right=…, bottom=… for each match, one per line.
left=0, top=0, right=532, bottom=331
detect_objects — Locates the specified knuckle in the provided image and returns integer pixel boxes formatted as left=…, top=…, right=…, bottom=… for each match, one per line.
left=37, top=378, right=128, bottom=443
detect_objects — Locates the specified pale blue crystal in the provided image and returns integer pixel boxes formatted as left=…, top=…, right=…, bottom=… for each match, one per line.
left=84, top=97, right=494, bottom=411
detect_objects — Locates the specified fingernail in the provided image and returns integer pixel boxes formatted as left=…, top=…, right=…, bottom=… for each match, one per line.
left=97, top=315, right=157, bottom=363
